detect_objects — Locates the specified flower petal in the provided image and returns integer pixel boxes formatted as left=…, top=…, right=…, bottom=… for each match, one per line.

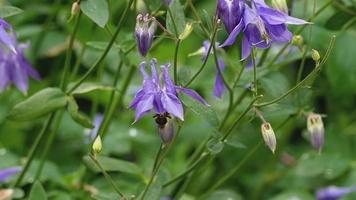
left=214, top=58, right=226, bottom=98
left=0, top=167, right=21, bottom=182
left=220, top=19, right=244, bottom=47
left=176, top=86, right=210, bottom=106
left=161, top=92, right=184, bottom=121
left=241, top=36, right=252, bottom=60
left=134, top=94, right=154, bottom=122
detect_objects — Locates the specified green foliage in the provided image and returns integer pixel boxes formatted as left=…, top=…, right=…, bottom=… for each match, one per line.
left=7, top=88, right=67, bottom=121
left=166, top=0, right=186, bottom=35
left=0, top=6, right=23, bottom=18
left=81, top=0, right=109, bottom=28
left=29, top=181, right=47, bottom=200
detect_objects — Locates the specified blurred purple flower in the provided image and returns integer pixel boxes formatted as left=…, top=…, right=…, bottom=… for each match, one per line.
left=135, top=14, right=157, bottom=57
left=130, top=59, right=209, bottom=122
left=217, top=0, right=245, bottom=34
left=0, top=18, right=16, bottom=53
left=317, top=186, right=356, bottom=200
left=220, top=0, right=308, bottom=60
left=89, top=114, right=104, bottom=140
left=307, top=113, right=325, bottom=152
left=0, top=167, right=21, bottom=182
left=0, top=18, right=40, bottom=94
left=201, top=41, right=226, bottom=98
left=0, top=43, right=41, bottom=94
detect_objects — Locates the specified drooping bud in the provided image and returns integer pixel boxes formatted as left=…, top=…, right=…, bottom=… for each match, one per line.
left=217, top=0, right=244, bottom=33
left=135, top=14, right=157, bottom=57
left=311, top=49, right=321, bottom=63
left=71, top=1, right=80, bottom=16
left=307, top=113, right=325, bottom=152
left=92, top=136, right=102, bottom=155
left=291, top=35, right=304, bottom=47
left=271, top=0, right=288, bottom=14
left=261, top=122, right=277, bottom=153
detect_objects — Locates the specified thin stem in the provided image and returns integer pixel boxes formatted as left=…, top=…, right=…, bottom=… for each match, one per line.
left=89, top=154, right=125, bottom=198
left=221, top=97, right=261, bottom=141
left=67, top=0, right=135, bottom=94
left=251, top=48, right=258, bottom=98
left=34, top=111, right=64, bottom=180
left=163, top=153, right=208, bottom=187
left=202, top=116, right=293, bottom=199
left=173, top=39, right=181, bottom=84
left=219, top=90, right=248, bottom=130
left=257, top=48, right=270, bottom=67
left=266, top=0, right=334, bottom=69
left=14, top=113, right=56, bottom=187
left=60, top=12, right=82, bottom=90
left=256, top=36, right=335, bottom=107
left=184, top=23, right=219, bottom=87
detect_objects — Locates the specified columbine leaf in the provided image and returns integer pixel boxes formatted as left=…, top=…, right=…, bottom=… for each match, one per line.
left=29, top=181, right=47, bottom=200
left=0, top=6, right=23, bottom=18
left=83, top=155, right=143, bottom=176
left=180, top=94, right=220, bottom=131
left=81, top=0, right=109, bottom=28
left=207, top=138, right=224, bottom=154
left=7, top=88, right=67, bottom=121
left=166, top=0, right=186, bottom=35
left=67, top=96, right=94, bottom=129
left=70, top=82, right=115, bottom=95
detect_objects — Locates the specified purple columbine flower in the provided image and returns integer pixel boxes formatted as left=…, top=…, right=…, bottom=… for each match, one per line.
left=201, top=41, right=226, bottom=98
left=0, top=18, right=16, bottom=53
left=135, top=14, right=157, bottom=57
left=0, top=166, right=21, bottom=182
left=0, top=43, right=41, bottom=94
left=220, top=0, right=308, bottom=60
left=130, top=59, right=209, bottom=122
left=317, top=186, right=356, bottom=200
left=217, top=0, right=245, bottom=34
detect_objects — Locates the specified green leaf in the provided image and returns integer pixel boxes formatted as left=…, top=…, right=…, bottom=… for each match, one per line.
left=67, top=96, right=94, bottom=129
left=70, top=82, right=115, bottom=95
left=81, top=0, right=109, bottom=28
left=207, top=138, right=224, bottom=154
left=166, top=0, right=186, bottom=35
left=83, top=155, right=143, bottom=176
left=207, top=190, right=243, bottom=200
left=7, top=88, right=67, bottom=121
left=29, top=181, right=47, bottom=200
left=180, top=94, right=220, bottom=131
left=0, top=6, right=23, bottom=18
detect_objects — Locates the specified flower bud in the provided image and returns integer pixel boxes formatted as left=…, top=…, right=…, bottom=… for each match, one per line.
left=311, top=49, right=321, bottom=62
left=92, top=136, right=102, bottom=155
left=135, top=14, right=157, bottom=57
left=261, top=122, right=277, bottom=153
left=217, top=0, right=243, bottom=33
left=179, top=22, right=193, bottom=40
left=307, top=113, right=325, bottom=152
left=271, top=0, right=288, bottom=14
left=291, top=35, right=303, bottom=47
left=71, top=1, right=80, bottom=16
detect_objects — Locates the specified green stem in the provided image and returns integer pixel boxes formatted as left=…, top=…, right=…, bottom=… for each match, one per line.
left=256, top=36, right=335, bottom=107
left=89, top=154, right=125, bottom=198
left=60, top=12, right=82, bottom=90
left=163, top=153, right=208, bottom=187
left=267, top=0, right=334, bottom=69
left=251, top=48, right=258, bottom=98
left=14, top=113, right=56, bottom=187
left=67, top=0, right=135, bottom=94
left=173, top=39, right=181, bottom=84
left=202, top=116, right=293, bottom=199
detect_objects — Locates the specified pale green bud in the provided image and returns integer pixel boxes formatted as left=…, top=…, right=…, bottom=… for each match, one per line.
left=179, top=23, right=193, bottom=40
left=261, top=122, right=277, bottom=154
left=272, top=0, right=288, bottom=14
left=311, top=49, right=321, bottom=62
left=291, top=35, right=304, bottom=47
left=92, top=136, right=102, bottom=155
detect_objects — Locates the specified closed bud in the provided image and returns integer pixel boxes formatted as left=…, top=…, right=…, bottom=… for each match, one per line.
left=71, top=1, right=80, bottom=16
left=261, top=122, right=277, bottom=153
left=92, top=136, right=102, bottom=155
left=179, top=23, right=193, bottom=40
left=307, top=113, right=325, bottom=152
left=135, top=14, right=157, bottom=57
left=271, top=0, right=288, bottom=14
left=292, top=35, right=303, bottom=47
left=311, top=49, right=320, bottom=62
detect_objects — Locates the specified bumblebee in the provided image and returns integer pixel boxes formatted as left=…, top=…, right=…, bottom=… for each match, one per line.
left=153, top=112, right=174, bottom=144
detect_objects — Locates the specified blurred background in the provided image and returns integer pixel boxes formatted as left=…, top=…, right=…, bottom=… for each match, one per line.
left=0, top=0, right=355, bottom=199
